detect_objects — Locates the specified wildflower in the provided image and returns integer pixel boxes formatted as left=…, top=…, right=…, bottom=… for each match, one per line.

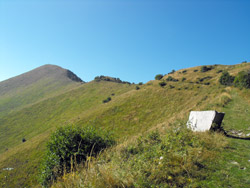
left=160, top=156, right=163, bottom=160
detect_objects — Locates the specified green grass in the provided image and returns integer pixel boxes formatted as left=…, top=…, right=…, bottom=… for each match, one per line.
left=0, top=63, right=250, bottom=187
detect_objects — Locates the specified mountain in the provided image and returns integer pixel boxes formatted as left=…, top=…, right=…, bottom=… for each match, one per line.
left=0, top=63, right=249, bottom=187
left=0, top=64, right=83, bottom=117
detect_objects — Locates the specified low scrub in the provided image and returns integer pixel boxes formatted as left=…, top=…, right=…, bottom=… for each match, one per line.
left=53, top=123, right=227, bottom=188
left=159, top=81, right=167, bottom=87
left=234, top=70, right=250, bottom=88
left=155, top=74, right=163, bottom=80
left=219, top=71, right=235, bottom=86
left=103, top=97, right=112, bottom=103
left=39, top=125, right=115, bottom=187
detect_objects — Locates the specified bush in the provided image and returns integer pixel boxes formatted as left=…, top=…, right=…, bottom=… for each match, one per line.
left=219, top=71, right=235, bottom=86
left=159, top=82, right=166, bottom=87
left=103, top=97, right=111, bottom=103
left=182, top=77, right=186, bottom=82
left=155, top=74, right=163, bottom=80
left=138, top=82, right=143, bottom=85
left=39, top=125, right=114, bottom=187
left=166, top=76, right=178, bottom=82
left=169, top=69, right=176, bottom=74
left=135, top=86, right=140, bottom=90
left=234, top=70, right=250, bottom=88
left=201, top=66, right=213, bottom=72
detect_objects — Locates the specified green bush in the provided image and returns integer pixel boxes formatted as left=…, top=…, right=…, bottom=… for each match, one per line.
left=155, top=74, right=163, bottom=80
left=138, top=82, right=143, bottom=85
left=159, top=82, right=166, bottom=87
left=135, top=86, right=140, bottom=90
left=201, top=66, right=213, bottom=72
left=234, top=70, right=250, bottom=88
left=39, top=125, right=115, bottom=187
left=103, top=97, right=111, bottom=103
left=219, top=71, right=235, bottom=86
left=169, top=69, right=176, bottom=74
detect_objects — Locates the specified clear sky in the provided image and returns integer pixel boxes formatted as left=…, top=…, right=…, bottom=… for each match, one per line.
left=0, top=0, right=249, bottom=83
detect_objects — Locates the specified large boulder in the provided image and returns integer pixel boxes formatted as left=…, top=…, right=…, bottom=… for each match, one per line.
left=187, top=111, right=225, bottom=132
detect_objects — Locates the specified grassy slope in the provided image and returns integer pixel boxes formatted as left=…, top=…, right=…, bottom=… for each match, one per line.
left=0, top=63, right=249, bottom=187
left=0, top=64, right=82, bottom=117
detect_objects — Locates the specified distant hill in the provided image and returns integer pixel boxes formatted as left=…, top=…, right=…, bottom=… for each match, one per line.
left=0, top=62, right=249, bottom=187
left=0, top=64, right=83, bottom=116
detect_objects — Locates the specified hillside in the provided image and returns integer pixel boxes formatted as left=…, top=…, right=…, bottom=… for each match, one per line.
left=0, top=64, right=83, bottom=117
left=0, top=63, right=250, bottom=187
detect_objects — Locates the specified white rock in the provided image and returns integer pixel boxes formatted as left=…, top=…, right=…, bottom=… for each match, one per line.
left=187, top=111, right=225, bottom=132
left=2, top=168, right=14, bottom=171
left=231, top=161, right=239, bottom=165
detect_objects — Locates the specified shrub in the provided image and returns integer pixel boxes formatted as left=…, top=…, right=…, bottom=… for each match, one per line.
left=182, top=77, right=186, bottom=82
left=159, top=82, right=166, bottom=87
left=234, top=70, right=250, bottom=88
left=169, top=85, right=175, bottom=89
left=138, top=82, right=143, bottom=85
left=136, top=86, right=140, bottom=90
left=166, top=76, right=178, bottom=82
left=193, top=69, right=198, bottom=72
left=103, top=97, right=111, bottom=103
left=182, top=70, right=187, bottom=73
left=22, top=138, right=26, bottom=142
left=169, top=69, right=176, bottom=74
left=39, top=125, right=114, bottom=187
left=155, top=74, right=163, bottom=80
left=219, top=71, right=235, bottom=86
left=201, top=66, right=213, bottom=72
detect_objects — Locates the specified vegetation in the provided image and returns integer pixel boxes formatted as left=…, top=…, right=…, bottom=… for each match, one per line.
left=94, top=75, right=131, bottom=85
left=166, top=76, right=178, bottom=82
left=169, top=69, right=176, bottom=74
left=219, top=71, right=235, bottom=86
left=39, top=125, right=114, bottom=187
left=135, top=86, right=140, bottom=90
left=155, top=74, right=163, bottom=80
left=103, top=97, right=112, bottom=103
left=52, top=124, right=227, bottom=187
left=159, top=81, right=166, bottom=87
left=234, top=70, right=250, bottom=88
left=201, top=66, right=213, bottom=72
left=1, top=62, right=250, bottom=187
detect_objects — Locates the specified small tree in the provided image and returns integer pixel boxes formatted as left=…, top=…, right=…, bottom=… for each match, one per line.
left=155, top=74, right=163, bottom=80
left=219, top=71, right=235, bottom=86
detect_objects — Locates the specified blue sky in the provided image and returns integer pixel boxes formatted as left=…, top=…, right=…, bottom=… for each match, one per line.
left=0, top=0, right=249, bottom=83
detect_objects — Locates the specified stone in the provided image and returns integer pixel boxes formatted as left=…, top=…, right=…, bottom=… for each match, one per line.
left=231, top=161, right=239, bottom=165
left=187, top=111, right=225, bottom=132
